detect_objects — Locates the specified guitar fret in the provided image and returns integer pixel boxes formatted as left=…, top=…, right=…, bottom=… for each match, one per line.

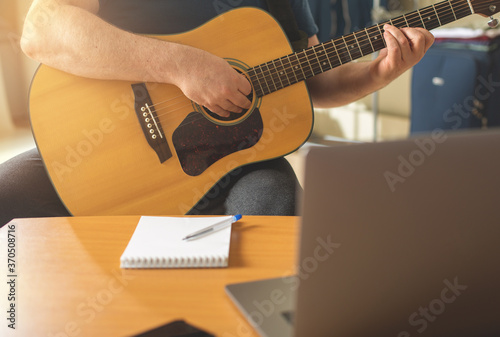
left=264, top=62, right=278, bottom=92
left=306, top=46, right=323, bottom=75
left=365, top=27, right=378, bottom=50
left=271, top=59, right=285, bottom=90
left=247, top=70, right=261, bottom=97
left=432, top=4, right=443, bottom=26
left=250, top=68, right=265, bottom=97
left=363, top=28, right=375, bottom=53
left=335, top=38, right=348, bottom=63
left=319, top=41, right=338, bottom=69
left=436, top=1, right=457, bottom=25
left=449, top=0, right=458, bottom=21
left=297, top=53, right=308, bottom=80
left=341, top=36, right=353, bottom=61
left=285, top=55, right=299, bottom=84
left=346, top=36, right=362, bottom=60
left=405, top=11, right=421, bottom=29
left=260, top=63, right=271, bottom=94
left=303, top=50, right=316, bottom=77
left=291, top=54, right=306, bottom=82
left=466, top=0, right=475, bottom=14
left=263, top=64, right=275, bottom=95
left=302, top=49, right=314, bottom=75
left=378, top=24, right=387, bottom=48
left=402, top=14, right=409, bottom=27
left=330, top=41, right=343, bottom=65
left=376, top=24, right=387, bottom=48
left=285, top=56, right=300, bottom=86
left=360, top=30, right=374, bottom=55
left=416, top=9, right=427, bottom=29
left=314, top=45, right=327, bottom=72
left=429, top=5, right=443, bottom=29
left=391, top=16, right=406, bottom=29
left=453, top=0, right=474, bottom=19
left=257, top=64, right=271, bottom=95
left=312, top=46, right=326, bottom=73
left=295, top=51, right=312, bottom=79
left=277, top=58, right=292, bottom=87
left=331, top=39, right=347, bottom=64
left=352, top=32, right=365, bottom=58
left=420, top=7, right=440, bottom=30
left=321, top=43, right=334, bottom=69
left=304, top=48, right=321, bottom=76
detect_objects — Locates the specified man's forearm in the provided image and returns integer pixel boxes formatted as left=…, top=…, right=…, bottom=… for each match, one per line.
left=304, top=34, right=388, bottom=109
left=307, top=61, right=385, bottom=109
left=21, top=1, right=252, bottom=116
left=306, top=25, right=433, bottom=109
left=21, top=2, right=185, bottom=85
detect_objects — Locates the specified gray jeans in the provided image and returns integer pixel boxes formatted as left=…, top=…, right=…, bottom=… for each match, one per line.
left=0, top=148, right=300, bottom=227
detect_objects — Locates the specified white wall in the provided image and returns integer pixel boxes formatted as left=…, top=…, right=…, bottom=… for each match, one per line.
left=0, top=0, right=39, bottom=130
left=0, top=53, right=14, bottom=133
left=0, top=1, right=37, bottom=163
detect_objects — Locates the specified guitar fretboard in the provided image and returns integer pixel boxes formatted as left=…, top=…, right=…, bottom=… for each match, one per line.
left=247, top=0, right=474, bottom=97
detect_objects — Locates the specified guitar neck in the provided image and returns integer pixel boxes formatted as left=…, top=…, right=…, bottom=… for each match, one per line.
left=248, top=0, right=475, bottom=97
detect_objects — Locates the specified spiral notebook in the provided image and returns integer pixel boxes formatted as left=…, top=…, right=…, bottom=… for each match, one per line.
left=120, top=216, right=233, bottom=269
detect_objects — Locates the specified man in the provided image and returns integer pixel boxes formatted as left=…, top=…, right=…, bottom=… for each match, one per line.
left=0, top=0, right=433, bottom=226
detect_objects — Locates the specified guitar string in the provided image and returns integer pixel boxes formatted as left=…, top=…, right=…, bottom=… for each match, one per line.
left=251, top=0, right=474, bottom=94
left=131, top=86, right=255, bottom=131
left=149, top=0, right=471, bottom=109
left=145, top=0, right=472, bottom=112
left=145, top=15, right=427, bottom=121
left=127, top=0, right=480, bottom=131
left=131, top=0, right=476, bottom=132
left=163, top=0, right=475, bottom=127
left=126, top=94, right=250, bottom=132
left=147, top=92, right=188, bottom=108
left=146, top=0, right=474, bottom=110
left=252, top=0, right=476, bottom=92
left=287, top=0, right=471, bottom=67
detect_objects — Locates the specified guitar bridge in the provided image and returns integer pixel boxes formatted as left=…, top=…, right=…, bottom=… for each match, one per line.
left=132, top=83, right=172, bottom=163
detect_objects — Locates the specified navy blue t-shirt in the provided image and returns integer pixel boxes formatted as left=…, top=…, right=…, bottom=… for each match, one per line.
left=98, top=0, right=318, bottom=37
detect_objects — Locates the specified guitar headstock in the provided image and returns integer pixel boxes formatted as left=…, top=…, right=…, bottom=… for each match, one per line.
left=471, top=0, right=500, bottom=17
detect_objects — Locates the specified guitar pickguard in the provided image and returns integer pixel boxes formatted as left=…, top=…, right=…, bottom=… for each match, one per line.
left=172, top=109, right=263, bottom=176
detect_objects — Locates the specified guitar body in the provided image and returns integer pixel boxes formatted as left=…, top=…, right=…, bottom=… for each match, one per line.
left=29, top=8, right=313, bottom=216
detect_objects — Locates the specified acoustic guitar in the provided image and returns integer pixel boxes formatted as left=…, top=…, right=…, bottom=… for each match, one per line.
left=29, top=1, right=500, bottom=215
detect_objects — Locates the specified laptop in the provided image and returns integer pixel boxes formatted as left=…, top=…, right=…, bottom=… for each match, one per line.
left=225, top=130, right=500, bottom=337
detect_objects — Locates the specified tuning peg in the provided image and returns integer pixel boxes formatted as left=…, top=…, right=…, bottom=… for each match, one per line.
left=488, top=16, right=499, bottom=28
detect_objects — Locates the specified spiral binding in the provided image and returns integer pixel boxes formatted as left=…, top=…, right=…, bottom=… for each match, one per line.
left=120, top=255, right=228, bottom=268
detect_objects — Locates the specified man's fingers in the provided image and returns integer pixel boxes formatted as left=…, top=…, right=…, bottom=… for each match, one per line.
left=385, top=25, right=413, bottom=50
left=383, top=25, right=403, bottom=60
left=238, top=73, right=252, bottom=96
left=413, top=27, right=435, bottom=52
left=220, top=99, right=244, bottom=114
left=206, top=95, right=249, bottom=117
left=383, top=24, right=435, bottom=64
left=206, top=104, right=231, bottom=117
left=231, top=92, right=252, bottom=111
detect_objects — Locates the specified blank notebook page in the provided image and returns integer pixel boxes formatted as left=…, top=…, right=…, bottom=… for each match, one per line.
left=120, top=216, right=233, bottom=269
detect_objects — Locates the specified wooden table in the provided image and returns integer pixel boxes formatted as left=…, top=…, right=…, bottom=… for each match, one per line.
left=0, top=216, right=298, bottom=337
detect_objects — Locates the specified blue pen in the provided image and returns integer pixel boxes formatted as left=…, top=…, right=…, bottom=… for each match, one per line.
left=182, top=214, right=242, bottom=241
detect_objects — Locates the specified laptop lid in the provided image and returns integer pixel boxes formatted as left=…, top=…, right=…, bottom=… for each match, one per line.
left=227, top=130, right=500, bottom=337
